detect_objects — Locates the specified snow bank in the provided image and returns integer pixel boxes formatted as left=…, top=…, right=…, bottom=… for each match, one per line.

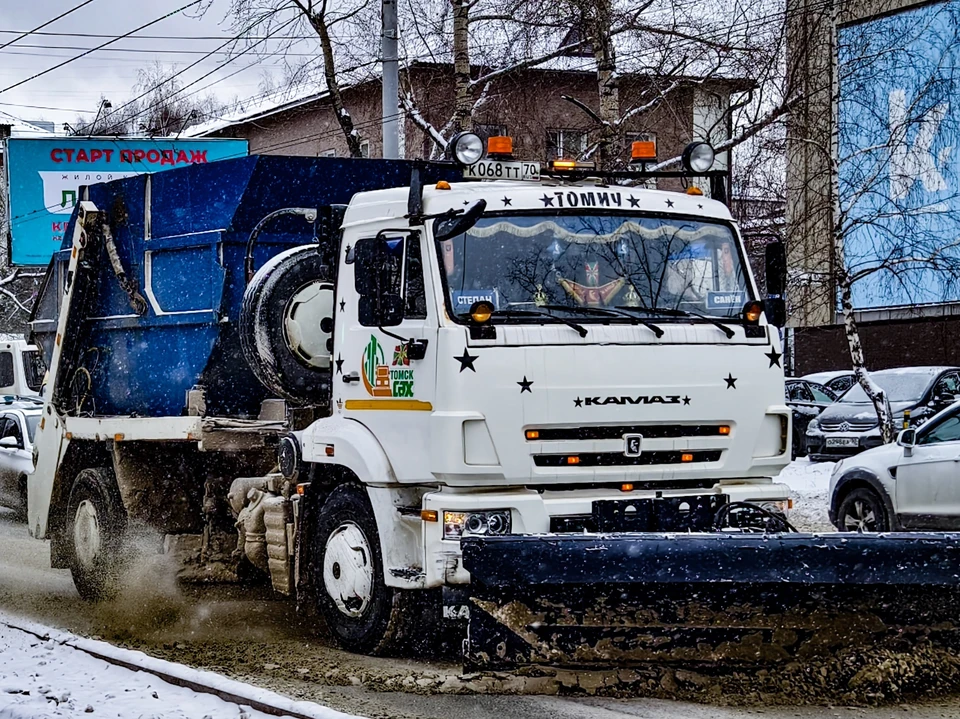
left=0, top=614, right=360, bottom=719
left=776, top=458, right=836, bottom=532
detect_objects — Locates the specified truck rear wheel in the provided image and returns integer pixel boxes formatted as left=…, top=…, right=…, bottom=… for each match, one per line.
left=66, top=467, right=127, bottom=601
left=312, top=484, right=424, bottom=655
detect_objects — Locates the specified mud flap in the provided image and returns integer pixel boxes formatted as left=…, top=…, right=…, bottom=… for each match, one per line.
left=461, top=532, right=960, bottom=669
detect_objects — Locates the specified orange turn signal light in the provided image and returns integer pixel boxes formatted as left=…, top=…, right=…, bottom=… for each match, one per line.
left=681, top=453, right=694, bottom=463
left=566, top=456, right=581, bottom=465
left=525, top=430, right=539, bottom=440
left=630, top=140, right=657, bottom=161
left=296, top=483, right=309, bottom=496
left=743, top=300, right=764, bottom=323
left=421, top=509, right=439, bottom=522
left=719, top=425, right=731, bottom=435
left=488, top=136, right=513, bottom=156
left=325, top=444, right=335, bottom=456
left=621, top=483, right=634, bottom=492
left=686, top=186, right=703, bottom=196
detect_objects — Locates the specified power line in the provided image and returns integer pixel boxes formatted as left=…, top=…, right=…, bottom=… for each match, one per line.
left=0, top=0, right=205, bottom=96
left=0, top=0, right=100, bottom=52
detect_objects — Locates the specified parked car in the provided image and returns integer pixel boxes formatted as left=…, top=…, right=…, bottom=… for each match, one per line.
left=785, top=378, right=837, bottom=457
left=802, top=370, right=856, bottom=396
left=829, top=399, right=960, bottom=531
left=806, top=366, right=960, bottom=461
left=0, top=405, right=41, bottom=519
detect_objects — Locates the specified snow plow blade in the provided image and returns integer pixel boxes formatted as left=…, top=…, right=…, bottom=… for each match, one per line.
left=460, top=532, right=960, bottom=669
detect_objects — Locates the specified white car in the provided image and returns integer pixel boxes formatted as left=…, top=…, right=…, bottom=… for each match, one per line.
left=0, top=405, right=41, bottom=518
left=828, top=400, right=960, bottom=531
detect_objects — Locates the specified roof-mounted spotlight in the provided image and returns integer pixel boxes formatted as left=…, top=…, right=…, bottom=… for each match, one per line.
left=447, top=132, right=484, bottom=168
left=681, top=141, right=715, bottom=173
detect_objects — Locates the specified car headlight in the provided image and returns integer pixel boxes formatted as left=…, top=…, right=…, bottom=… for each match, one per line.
left=806, top=418, right=819, bottom=433
left=443, top=510, right=511, bottom=539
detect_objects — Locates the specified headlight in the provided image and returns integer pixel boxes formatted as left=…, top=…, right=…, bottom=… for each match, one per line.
left=443, top=509, right=511, bottom=539
left=277, top=434, right=301, bottom=479
left=681, top=141, right=715, bottom=173
left=448, top=132, right=484, bottom=166
left=806, top=418, right=819, bottom=434
left=760, top=500, right=791, bottom=515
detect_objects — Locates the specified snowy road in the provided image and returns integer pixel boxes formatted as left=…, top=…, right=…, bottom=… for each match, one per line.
left=4, top=464, right=960, bottom=718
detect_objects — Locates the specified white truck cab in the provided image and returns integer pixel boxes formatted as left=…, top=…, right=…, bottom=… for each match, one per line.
left=288, top=169, right=792, bottom=606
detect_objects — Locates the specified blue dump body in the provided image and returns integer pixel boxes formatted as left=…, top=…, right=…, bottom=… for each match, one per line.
left=34, top=155, right=458, bottom=418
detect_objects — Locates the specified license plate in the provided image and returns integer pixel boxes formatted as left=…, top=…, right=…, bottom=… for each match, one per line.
left=623, top=434, right=642, bottom=457
left=463, top=160, right=540, bottom=181
left=826, top=437, right=859, bottom=448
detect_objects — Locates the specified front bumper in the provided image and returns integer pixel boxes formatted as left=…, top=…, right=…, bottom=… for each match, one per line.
left=421, top=481, right=790, bottom=587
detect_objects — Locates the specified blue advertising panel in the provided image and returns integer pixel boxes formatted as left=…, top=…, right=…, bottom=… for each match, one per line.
left=5, top=137, right=249, bottom=265
left=838, top=0, right=960, bottom=309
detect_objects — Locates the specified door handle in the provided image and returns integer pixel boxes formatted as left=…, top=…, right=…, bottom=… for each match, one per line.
left=342, top=372, right=360, bottom=384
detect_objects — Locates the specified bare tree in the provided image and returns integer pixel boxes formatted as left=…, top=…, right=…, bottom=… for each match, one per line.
left=73, top=64, right=223, bottom=136
left=221, top=0, right=379, bottom=157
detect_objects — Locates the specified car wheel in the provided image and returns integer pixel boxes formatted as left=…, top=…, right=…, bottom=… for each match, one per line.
left=66, top=467, right=128, bottom=601
left=837, top=487, right=888, bottom=532
left=311, top=483, right=428, bottom=655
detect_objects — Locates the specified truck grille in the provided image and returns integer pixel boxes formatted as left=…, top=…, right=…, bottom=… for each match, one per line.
left=533, top=450, right=722, bottom=467
left=819, top=420, right=877, bottom=432
left=526, top=424, right=729, bottom=441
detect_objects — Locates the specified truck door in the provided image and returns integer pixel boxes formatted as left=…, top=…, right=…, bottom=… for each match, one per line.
left=335, top=231, right=437, bottom=481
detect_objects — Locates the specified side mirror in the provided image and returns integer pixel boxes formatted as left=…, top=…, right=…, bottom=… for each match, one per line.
left=763, top=298, right=787, bottom=328
left=354, top=235, right=406, bottom=327
left=358, top=295, right=404, bottom=327
left=897, top=428, right=917, bottom=455
left=433, top=200, right=487, bottom=242
left=0, top=436, right=19, bottom=449
left=765, top=241, right=787, bottom=298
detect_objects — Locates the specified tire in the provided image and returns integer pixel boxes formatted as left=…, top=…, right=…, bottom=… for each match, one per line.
left=311, top=484, right=425, bottom=655
left=836, top=487, right=889, bottom=532
left=240, top=244, right=335, bottom=405
left=66, top=467, right=127, bottom=601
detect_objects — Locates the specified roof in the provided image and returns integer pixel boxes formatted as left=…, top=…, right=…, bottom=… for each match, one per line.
left=0, top=111, right=62, bottom=138
left=186, top=59, right=755, bottom=138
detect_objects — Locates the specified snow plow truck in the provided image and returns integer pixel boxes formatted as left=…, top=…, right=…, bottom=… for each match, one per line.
left=26, top=136, right=960, bottom=668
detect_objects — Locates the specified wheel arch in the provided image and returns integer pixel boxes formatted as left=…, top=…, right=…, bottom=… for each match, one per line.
left=295, top=417, right=426, bottom=592
left=48, top=439, right=113, bottom=568
left=831, top=468, right=898, bottom=530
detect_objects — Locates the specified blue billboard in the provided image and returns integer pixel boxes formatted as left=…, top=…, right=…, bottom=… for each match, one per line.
left=5, top=137, right=248, bottom=265
left=838, top=0, right=960, bottom=309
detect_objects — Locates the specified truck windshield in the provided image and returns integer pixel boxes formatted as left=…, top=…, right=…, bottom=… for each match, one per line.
left=437, top=213, right=751, bottom=320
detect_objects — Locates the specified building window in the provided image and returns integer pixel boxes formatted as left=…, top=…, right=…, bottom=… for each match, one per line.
left=547, top=129, right=587, bottom=160
left=320, top=148, right=336, bottom=158
left=359, top=140, right=370, bottom=158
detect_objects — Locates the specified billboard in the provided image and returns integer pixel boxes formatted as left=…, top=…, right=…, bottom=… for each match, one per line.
left=5, top=137, right=249, bottom=265
left=838, top=0, right=960, bottom=309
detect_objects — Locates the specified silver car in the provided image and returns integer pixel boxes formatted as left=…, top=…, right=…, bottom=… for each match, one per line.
left=0, top=406, right=41, bottom=518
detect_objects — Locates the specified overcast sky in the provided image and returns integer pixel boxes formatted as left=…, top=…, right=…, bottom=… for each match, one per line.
left=0, top=0, right=311, bottom=129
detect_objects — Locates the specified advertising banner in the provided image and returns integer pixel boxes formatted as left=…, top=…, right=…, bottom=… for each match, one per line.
left=838, top=0, right=960, bottom=309
left=5, top=137, right=248, bottom=265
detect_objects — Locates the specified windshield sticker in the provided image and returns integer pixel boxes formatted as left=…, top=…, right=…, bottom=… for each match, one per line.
left=706, top=291, right=746, bottom=310
left=451, top=289, right=499, bottom=312
left=361, top=335, right=415, bottom=398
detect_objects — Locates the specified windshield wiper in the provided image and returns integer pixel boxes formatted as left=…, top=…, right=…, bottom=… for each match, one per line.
left=615, top=305, right=736, bottom=339
left=481, top=308, right=589, bottom=337
left=540, top=304, right=664, bottom=338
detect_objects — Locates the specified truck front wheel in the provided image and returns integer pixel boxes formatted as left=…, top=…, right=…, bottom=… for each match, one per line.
left=312, top=484, right=422, bottom=655
left=66, top=467, right=127, bottom=601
